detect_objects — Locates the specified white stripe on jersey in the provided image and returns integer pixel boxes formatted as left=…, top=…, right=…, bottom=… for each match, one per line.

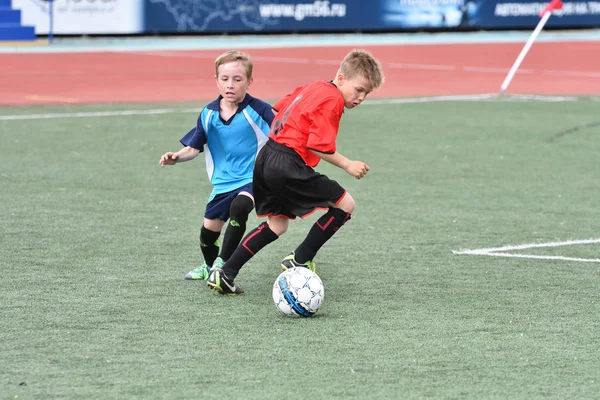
left=242, top=108, right=269, bottom=158
left=204, top=110, right=215, bottom=181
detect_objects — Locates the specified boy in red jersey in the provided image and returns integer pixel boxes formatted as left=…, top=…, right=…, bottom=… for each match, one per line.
left=207, top=49, right=385, bottom=295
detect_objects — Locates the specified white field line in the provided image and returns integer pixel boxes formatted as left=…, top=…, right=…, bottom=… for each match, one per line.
left=453, top=238, right=600, bottom=254
left=365, top=94, right=579, bottom=104
left=0, top=95, right=581, bottom=121
left=367, top=94, right=497, bottom=104
left=461, top=252, right=600, bottom=263
left=497, top=94, right=578, bottom=102
left=0, top=108, right=202, bottom=121
left=463, top=66, right=535, bottom=74
left=388, top=62, right=455, bottom=71
left=543, top=70, right=600, bottom=78
left=453, top=238, right=600, bottom=263
left=314, top=59, right=343, bottom=65
left=249, top=56, right=311, bottom=64
left=132, top=51, right=312, bottom=64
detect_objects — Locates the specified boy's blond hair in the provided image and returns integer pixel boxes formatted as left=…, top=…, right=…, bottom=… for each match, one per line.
left=339, top=49, right=385, bottom=89
left=215, top=50, right=253, bottom=79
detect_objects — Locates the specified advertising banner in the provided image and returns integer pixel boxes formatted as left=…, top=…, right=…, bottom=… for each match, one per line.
left=144, top=0, right=476, bottom=32
left=144, top=0, right=598, bottom=33
left=13, top=0, right=144, bottom=34
left=10, top=0, right=600, bottom=35
left=145, top=0, right=365, bottom=32
left=462, top=0, right=600, bottom=28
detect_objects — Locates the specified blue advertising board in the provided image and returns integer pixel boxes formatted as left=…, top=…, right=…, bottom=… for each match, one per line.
left=13, top=0, right=598, bottom=35
left=144, top=0, right=377, bottom=32
left=140, top=0, right=599, bottom=34
left=144, top=0, right=600, bottom=33
left=463, top=0, right=600, bottom=28
left=144, top=0, right=482, bottom=32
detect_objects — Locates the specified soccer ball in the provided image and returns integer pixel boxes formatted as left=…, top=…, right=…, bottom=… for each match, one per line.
left=272, top=267, right=324, bottom=317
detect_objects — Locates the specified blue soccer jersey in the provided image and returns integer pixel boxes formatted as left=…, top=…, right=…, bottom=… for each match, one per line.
left=180, top=94, right=274, bottom=200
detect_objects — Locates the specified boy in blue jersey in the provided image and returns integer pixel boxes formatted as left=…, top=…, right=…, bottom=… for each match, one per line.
left=159, top=50, right=275, bottom=280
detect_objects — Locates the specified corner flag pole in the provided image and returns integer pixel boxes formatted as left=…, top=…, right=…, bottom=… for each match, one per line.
left=46, top=0, right=54, bottom=44
left=499, top=0, right=563, bottom=94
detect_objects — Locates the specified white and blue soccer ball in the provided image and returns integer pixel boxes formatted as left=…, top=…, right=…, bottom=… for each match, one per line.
left=272, top=267, right=324, bottom=317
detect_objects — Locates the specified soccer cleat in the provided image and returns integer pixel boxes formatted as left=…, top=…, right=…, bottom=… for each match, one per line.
left=207, top=268, right=244, bottom=295
left=212, top=256, right=225, bottom=269
left=185, top=262, right=211, bottom=280
left=281, top=252, right=318, bottom=274
left=184, top=257, right=225, bottom=280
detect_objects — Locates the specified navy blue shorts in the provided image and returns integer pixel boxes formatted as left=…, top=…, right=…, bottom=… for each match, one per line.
left=204, top=182, right=253, bottom=221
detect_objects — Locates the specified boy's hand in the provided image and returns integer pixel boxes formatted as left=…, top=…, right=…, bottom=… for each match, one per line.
left=344, top=160, right=370, bottom=179
left=159, top=152, right=179, bottom=167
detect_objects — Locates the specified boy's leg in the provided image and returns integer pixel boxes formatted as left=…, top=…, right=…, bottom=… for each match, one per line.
left=222, top=216, right=288, bottom=279
left=208, top=216, right=289, bottom=294
left=208, top=141, right=296, bottom=294
left=200, top=224, right=221, bottom=266
left=292, top=193, right=354, bottom=264
left=185, top=220, right=223, bottom=280
left=218, top=193, right=254, bottom=262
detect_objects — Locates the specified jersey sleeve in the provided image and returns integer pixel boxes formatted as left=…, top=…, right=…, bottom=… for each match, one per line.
left=306, top=97, right=343, bottom=154
left=179, top=113, right=207, bottom=151
left=249, top=98, right=276, bottom=129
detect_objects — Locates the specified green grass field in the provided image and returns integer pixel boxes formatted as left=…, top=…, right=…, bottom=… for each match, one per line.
left=2, top=97, right=600, bottom=399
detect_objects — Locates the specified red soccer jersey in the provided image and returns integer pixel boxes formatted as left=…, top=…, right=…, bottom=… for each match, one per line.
left=270, top=80, right=344, bottom=167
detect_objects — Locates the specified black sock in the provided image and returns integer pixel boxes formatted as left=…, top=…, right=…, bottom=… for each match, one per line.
left=294, top=208, right=351, bottom=263
left=220, top=220, right=246, bottom=261
left=219, top=195, right=253, bottom=261
left=200, top=226, right=220, bottom=266
left=222, top=222, right=279, bottom=279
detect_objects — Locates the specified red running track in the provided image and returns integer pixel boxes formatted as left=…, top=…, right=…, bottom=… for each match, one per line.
left=1, top=41, right=599, bottom=106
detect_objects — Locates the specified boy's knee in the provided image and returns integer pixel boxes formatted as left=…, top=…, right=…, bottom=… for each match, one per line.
left=200, top=225, right=220, bottom=246
left=229, top=195, right=254, bottom=222
left=335, top=192, right=355, bottom=214
left=267, top=217, right=289, bottom=236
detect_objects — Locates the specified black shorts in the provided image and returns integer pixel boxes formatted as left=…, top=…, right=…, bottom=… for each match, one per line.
left=253, top=140, right=346, bottom=219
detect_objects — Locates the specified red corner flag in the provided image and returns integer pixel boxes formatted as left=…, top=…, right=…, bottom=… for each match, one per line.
left=500, top=0, right=563, bottom=93
left=539, top=0, right=563, bottom=17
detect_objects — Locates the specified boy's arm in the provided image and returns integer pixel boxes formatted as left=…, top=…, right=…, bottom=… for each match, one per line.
left=160, top=115, right=206, bottom=167
left=159, top=146, right=200, bottom=167
left=310, top=149, right=370, bottom=180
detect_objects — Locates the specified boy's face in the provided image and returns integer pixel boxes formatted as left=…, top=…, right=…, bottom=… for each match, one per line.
left=216, top=61, right=252, bottom=104
left=337, top=74, right=373, bottom=109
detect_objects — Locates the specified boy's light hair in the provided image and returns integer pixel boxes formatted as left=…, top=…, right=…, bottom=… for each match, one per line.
left=215, top=50, right=253, bottom=79
left=339, top=49, right=385, bottom=89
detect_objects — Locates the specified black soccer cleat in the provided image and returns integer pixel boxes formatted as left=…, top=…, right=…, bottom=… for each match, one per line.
left=207, top=268, right=244, bottom=295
